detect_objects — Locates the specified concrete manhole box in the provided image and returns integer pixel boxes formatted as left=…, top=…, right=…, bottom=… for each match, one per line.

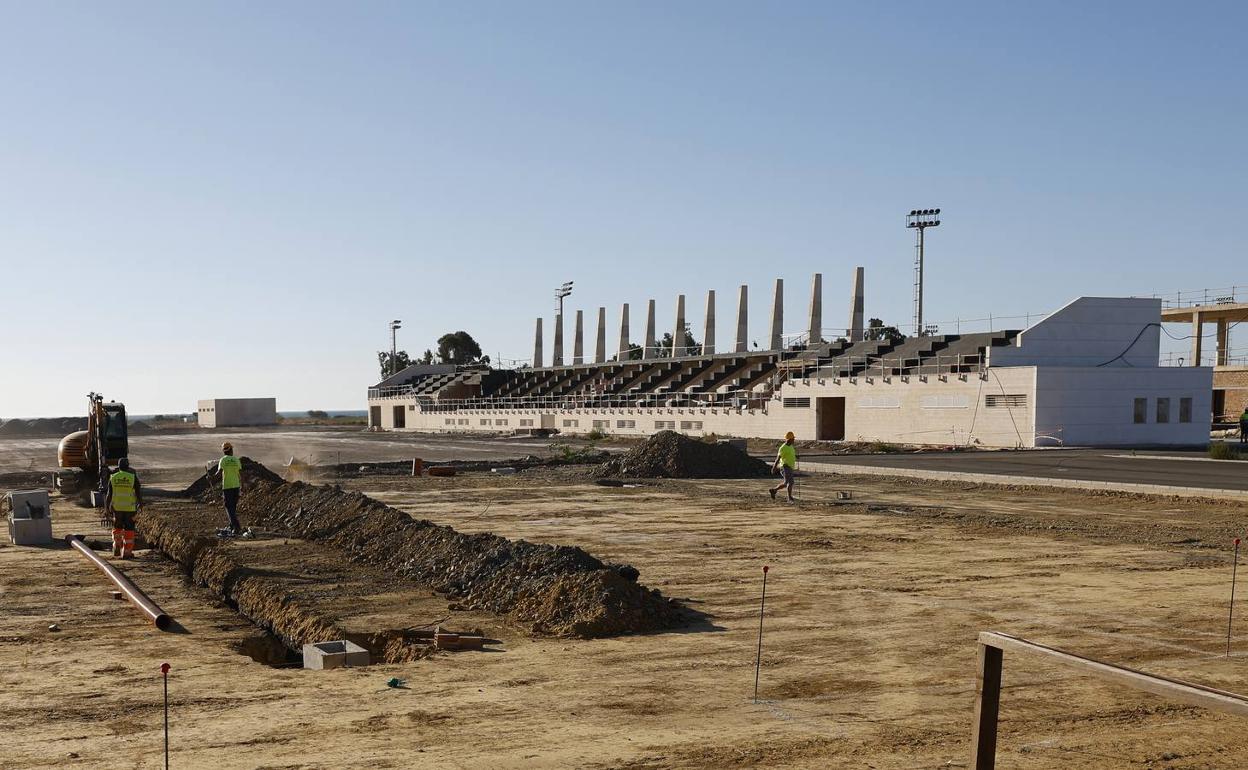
left=302, top=640, right=370, bottom=670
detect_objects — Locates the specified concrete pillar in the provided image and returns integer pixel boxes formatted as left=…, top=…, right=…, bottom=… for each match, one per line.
left=533, top=317, right=543, bottom=368
left=769, top=278, right=784, bottom=351
left=1218, top=318, right=1229, bottom=367
left=807, top=272, right=822, bottom=346
left=703, top=290, right=716, bottom=355
left=644, top=299, right=657, bottom=358
left=672, top=294, right=686, bottom=357
left=573, top=310, right=584, bottom=365
left=848, top=267, right=865, bottom=342
left=553, top=313, right=564, bottom=366
left=735, top=284, right=748, bottom=352
left=618, top=303, right=631, bottom=359
left=1191, top=311, right=1203, bottom=367
left=595, top=307, right=607, bottom=363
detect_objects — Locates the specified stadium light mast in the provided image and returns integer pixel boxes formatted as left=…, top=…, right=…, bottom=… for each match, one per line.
left=555, top=281, right=574, bottom=316
left=388, top=319, right=402, bottom=375
left=906, top=209, right=941, bottom=337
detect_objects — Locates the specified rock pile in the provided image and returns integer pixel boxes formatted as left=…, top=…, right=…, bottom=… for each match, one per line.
left=595, top=430, right=769, bottom=479
left=183, top=460, right=684, bottom=638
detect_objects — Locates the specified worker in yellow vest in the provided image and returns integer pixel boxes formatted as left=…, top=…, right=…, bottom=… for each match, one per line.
left=769, top=431, right=798, bottom=502
left=212, top=442, right=245, bottom=536
left=106, top=458, right=142, bottom=559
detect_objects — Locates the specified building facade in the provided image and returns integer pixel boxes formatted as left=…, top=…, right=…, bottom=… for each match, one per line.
left=197, top=398, right=278, bottom=428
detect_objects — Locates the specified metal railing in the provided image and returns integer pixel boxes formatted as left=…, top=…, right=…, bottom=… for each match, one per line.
left=1145, top=285, right=1247, bottom=309
left=780, top=351, right=990, bottom=383
left=371, top=388, right=777, bottom=413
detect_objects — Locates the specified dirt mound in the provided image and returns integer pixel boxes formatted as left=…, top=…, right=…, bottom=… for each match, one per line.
left=0, top=417, right=87, bottom=436
left=596, top=431, right=769, bottom=479
left=182, top=460, right=684, bottom=637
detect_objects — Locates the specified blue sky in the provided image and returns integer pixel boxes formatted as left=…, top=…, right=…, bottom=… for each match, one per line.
left=2, top=1, right=1244, bottom=417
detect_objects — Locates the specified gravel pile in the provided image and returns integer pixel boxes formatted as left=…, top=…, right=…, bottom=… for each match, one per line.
left=595, top=430, right=769, bottom=479
left=186, top=460, right=684, bottom=638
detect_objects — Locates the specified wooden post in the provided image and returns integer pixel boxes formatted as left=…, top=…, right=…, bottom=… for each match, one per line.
left=970, top=642, right=1002, bottom=770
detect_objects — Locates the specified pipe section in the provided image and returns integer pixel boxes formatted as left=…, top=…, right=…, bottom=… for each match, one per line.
left=66, top=534, right=172, bottom=630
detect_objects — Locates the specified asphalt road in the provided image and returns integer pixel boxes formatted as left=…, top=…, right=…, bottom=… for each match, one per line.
left=802, top=448, right=1248, bottom=491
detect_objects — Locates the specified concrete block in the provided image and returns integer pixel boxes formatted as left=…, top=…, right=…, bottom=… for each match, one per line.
left=302, top=640, right=370, bottom=670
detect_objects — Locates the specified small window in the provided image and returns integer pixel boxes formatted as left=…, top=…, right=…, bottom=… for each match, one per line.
left=782, top=397, right=812, bottom=408
left=520, top=419, right=534, bottom=427
left=496, top=419, right=508, bottom=426
left=1133, top=398, right=1147, bottom=424
left=985, top=394, right=1027, bottom=408
left=445, top=418, right=454, bottom=425
left=616, top=419, right=635, bottom=428
left=1179, top=398, right=1192, bottom=423
left=680, top=421, right=703, bottom=430
left=592, top=420, right=609, bottom=428
left=480, top=419, right=491, bottom=425
left=1156, top=398, right=1170, bottom=423
left=458, top=418, right=469, bottom=425
left=563, top=419, right=579, bottom=428
left=655, top=420, right=675, bottom=429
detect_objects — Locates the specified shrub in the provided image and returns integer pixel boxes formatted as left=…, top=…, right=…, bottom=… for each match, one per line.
left=586, top=428, right=607, bottom=441
left=1210, top=443, right=1241, bottom=461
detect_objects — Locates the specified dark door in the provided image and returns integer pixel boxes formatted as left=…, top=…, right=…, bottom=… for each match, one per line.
left=392, top=405, right=406, bottom=429
left=1213, top=390, right=1226, bottom=421
left=369, top=405, right=382, bottom=428
left=816, top=397, right=845, bottom=440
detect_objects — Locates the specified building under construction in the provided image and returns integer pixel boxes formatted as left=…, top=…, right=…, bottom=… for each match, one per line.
left=367, top=271, right=1212, bottom=448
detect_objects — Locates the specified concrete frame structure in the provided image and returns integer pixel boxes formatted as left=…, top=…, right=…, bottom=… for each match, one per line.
left=595, top=307, right=607, bottom=363
left=735, top=285, right=748, bottom=353
left=197, top=398, right=277, bottom=428
left=369, top=289, right=1211, bottom=448
left=849, top=267, right=865, bottom=342
left=572, top=310, right=584, bottom=365
left=703, top=291, right=716, bottom=355
left=1162, top=300, right=1248, bottom=421
left=769, top=279, right=784, bottom=351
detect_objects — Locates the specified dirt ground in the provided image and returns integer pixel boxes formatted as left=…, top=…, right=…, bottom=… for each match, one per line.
left=7, top=434, right=1248, bottom=768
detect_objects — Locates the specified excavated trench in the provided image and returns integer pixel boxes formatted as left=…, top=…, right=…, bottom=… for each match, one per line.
left=135, top=459, right=686, bottom=664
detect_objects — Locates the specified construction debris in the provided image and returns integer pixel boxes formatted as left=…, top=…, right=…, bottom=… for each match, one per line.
left=595, top=430, right=769, bottom=479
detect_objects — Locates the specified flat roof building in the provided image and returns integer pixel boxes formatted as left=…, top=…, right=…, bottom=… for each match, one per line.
left=197, top=398, right=277, bottom=428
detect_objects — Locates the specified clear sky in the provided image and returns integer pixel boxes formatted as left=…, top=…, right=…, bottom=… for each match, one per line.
left=3, top=1, right=1245, bottom=417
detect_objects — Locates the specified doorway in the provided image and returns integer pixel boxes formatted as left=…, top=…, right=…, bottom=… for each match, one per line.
left=815, top=397, right=845, bottom=440
left=369, top=405, right=381, bottom=428
left=392, top=405, right=406, bottom=429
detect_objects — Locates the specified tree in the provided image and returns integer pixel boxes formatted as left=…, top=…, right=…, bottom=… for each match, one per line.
left=307, top=410, right=330, bottom=420
left=865, top=318, right=906, bottom=343
left=417, top=349, right=435, bottom=365
left=437, top=331, right=486, bottom=365
left=657, top=329, right=701, bottom=357
left=378, top=349, right=412, bottom=378
left=617, top=342, right=643, bottom=361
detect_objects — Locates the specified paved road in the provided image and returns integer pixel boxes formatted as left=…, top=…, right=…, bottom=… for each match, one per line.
left=801, top=448, right=1248, bottom=491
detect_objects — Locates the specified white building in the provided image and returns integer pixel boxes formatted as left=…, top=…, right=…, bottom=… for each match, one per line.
left=197, top=398, right=278, bottom=428
left=367, top=282, right=1211, bottom=448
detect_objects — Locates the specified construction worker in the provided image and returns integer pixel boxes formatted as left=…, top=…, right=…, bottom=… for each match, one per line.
left=769, top=431, right=798, bottom=502
left=213, top=441, right=244, bottom=535
left=106, top=458, right=142, bottom=559
left=1240, top=407, right=1248, bottom=445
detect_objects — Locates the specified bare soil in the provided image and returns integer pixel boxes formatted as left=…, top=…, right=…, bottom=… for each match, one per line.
left=7, top=442, right=1248, bottom=768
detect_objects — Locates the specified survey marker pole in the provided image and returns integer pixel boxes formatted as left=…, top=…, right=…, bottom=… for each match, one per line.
left=162, top=662, right=170, bottom=769
left=1230, top=539, right=1241, bottom=658
left=754, top=565, right=769, bottom=704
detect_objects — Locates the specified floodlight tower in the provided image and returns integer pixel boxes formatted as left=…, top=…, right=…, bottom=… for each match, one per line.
left=388, top=319, right=402, bottom=375
left=906, top=208, right=941, bottom=337
left=555, top=281, right=574, bottom=316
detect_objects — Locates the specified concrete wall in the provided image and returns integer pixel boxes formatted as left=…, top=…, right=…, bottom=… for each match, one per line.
left=197, top=398, right=277, bottom=428
left=990, top=297, right=1162, bottom=369
left=1214, top=368, right=1248, bottom=421
left=1033, top=366, right=1212, bottom=446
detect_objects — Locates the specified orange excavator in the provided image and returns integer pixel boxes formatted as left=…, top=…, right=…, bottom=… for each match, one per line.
left=57, top=393, right=129, bottom=504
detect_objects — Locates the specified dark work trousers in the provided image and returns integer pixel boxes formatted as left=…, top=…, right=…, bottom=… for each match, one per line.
left=223, top=487, right=241, bottom=532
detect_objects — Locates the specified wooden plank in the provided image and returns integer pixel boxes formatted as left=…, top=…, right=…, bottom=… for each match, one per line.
left=979, top=631, right=1248, bottom=717
left=970, top=642, right=1002, bottom=770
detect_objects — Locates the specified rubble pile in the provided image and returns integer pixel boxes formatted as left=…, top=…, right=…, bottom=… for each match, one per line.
left=596, top=430, right=769, bottom=479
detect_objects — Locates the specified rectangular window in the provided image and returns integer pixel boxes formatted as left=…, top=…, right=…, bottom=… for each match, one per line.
left=1133, top=398, right=1147, bottom=424
left=616, top=419, right=635, bottom=428
left=480, top=419, right=491, bottom=425
left=408, top=404, right=416, bottom=410
left=562, top=419, right=579, bottom=428
left=520, top=419, right=534, bottom=427
left=680, top=421, right=703, bottom=430
left=1156, top=397, right=1170, bottom=423
left=445, top=418, right=455, bottom=425
left=655, top=420, right=675, bottom=429
left=782, top=397, right=812, bottom=408
left=985, top=394, right=1027, bottom=408
left=592, top=420, right=609, bottom=428
left=1179, top=398, right=1192, bottom=423
left=458, top=418, right=469, bottom=425
left=495, top=419, right=508, bottom=426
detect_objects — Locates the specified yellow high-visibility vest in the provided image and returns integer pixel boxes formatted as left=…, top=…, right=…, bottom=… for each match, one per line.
left=109, top=470, right=138, bottom=512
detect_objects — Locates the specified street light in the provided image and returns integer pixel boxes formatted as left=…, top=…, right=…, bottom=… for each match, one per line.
left=905, top=208, right=942, bottom=336
left=389, top=319, right=402, bottom=376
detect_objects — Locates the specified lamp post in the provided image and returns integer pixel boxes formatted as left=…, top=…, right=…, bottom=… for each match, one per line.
left=389, top=319, right=402, bottom=375
left=906, top=209, right=941, bottom=337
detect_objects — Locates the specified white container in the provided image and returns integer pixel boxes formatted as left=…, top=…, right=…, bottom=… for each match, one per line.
left=7, top=490, right=52, bottom=546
